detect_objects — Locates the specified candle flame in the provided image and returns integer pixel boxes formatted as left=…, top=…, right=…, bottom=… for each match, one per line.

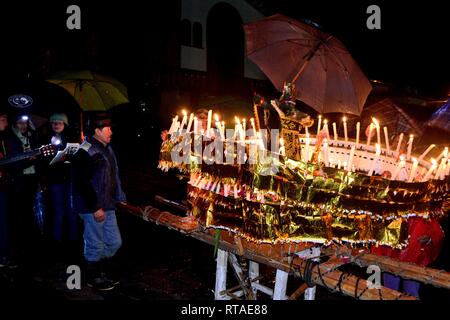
left=400, top=154, right=406, bottom=161
left=182, top=109, right=187, bottom=116
left=412, top=157, right=418, bottom=163
left=431, top=158, right=437, bottom=166
left=372, top=117, right=379, bottom=127
left=318, top=115, right=322, bottom=119
left=250, top=118, right=254, bottom=123
left=410, top=134, right=414, bottom=139
left=235, top=116, right=240, bottom=124
left=214, top=114, right=219, bottom=122
left=343, top=116, right=347, bottom=122
left=323, top=119, right=328, bottom=124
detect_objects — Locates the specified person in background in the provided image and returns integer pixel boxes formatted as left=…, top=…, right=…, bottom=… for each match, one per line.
left=8, top=113, right=40, bottom=265
left=72, top=113, right=126, bottom=291
left=42, top=113, right=80, bottom=262
left=0, top=108, right=17, bottom=268
left=372, top=217, right=445, bottom=298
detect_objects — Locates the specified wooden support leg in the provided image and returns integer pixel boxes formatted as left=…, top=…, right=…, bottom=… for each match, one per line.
left=296, top=247, right=321, bottom=301
left=304, top=285, right=317, bottom=300
left=273, top=269, right=289, bottom=300
left=229, top=254, right=256, bottom=300
left=249, top=261, right=259, bottom=297
left=215, top=249, right=230, bottom=300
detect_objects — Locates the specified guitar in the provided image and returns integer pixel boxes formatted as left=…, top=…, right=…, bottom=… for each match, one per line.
left=0, top=144, right=57, bottom=167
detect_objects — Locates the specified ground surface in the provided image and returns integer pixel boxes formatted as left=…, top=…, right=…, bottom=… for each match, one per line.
left=1, top=164, right=449, bottom=301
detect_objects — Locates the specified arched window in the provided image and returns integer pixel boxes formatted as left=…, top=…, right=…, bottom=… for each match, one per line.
left=192, top=22, right=203, bottom=48
left=180, top=19, right=191, bottom=46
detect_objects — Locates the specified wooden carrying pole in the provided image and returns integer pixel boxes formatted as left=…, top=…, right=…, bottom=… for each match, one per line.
left=118, top=203, right=419, bottom=300
left=353, top=252, right=450, bottom=290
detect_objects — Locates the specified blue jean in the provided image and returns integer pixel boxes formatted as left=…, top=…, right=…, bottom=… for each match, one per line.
left=0, top=191, right=8, bottom=259
left=79, top=210, right=122, bottom=262
left=49, top=183, right=78, bottom=241
left=383, top=273, right=420, bottom=298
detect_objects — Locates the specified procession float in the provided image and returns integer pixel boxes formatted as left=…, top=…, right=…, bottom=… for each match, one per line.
left=123, top=14, right=450, bottom=300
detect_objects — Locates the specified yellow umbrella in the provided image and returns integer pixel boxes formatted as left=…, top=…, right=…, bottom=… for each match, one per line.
left=47, top=70, right=129, bottom=139
left=47, top=70, right=129, bottom=111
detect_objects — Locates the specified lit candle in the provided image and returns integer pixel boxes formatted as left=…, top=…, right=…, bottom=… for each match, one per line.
left=168, top=115, right=179, bottom=134
left=215, top=114, right=224, bottom=140
left=179, top=110, right=188, bottom=133
left=355, top=122, right=360, bottom=147
left=242, top=118, right=246, bottom=137
left=422, top=158, right=437, bottom=182
left=383, top=126, right=390, bottom=152
left=172, top=121, right=180, bottom=135
left=250, top=118, right=257, bottom=137
left=186, top=113, right=194, bottom=133
left=305, top=125, right=309, bottom=136
left=279, top=137, right=285, bottom=156
left=332, top=122, right=338, bottom=141
left=366, top=123, right=374, bottom=147
left=435, top=147, right=449, bottom=163
left=343, top=117, right=348, bottom=142
left=406, top=134, right=414, bottom=160
left=323, top=139, right=329, bottom=166
left=237, top=124, right=244, bottom=141
left=435, top=158, right=447, bottom=180
left=445, top=158, right=450, bottom=177
left=408, top=157, right=419, bottom=182
left=391, top=155, right=406, bottom=180
left=234, top=116, right=240, bottom=140
left=323, top=120, right=330, bottom=140
left=317, top=115, right=322, bottom=136
left=193, top=117, right=198, bottom=134
left=214, top=113, right=221, bottom=130
left=347, top=145, right=355, bottom=171
left=418, top=144, right=436, bottom=162
left=434, top=158, right=447, bottom=180
left=304, top=133, right=310, bottom=162
left=206, top=109, right=212, bottom=137
left=368, top=144, right=381, bottom=176
left=395, top=133, right=404, bottom=156
left=337, top=159, right=341, bottom=170
left=372, top=118, right=381, bottom=147
left=216, top=182, right=221, bottom=194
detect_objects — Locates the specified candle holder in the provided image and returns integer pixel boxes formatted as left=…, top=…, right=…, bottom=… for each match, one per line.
left=159, top=111, right=449, bottom=249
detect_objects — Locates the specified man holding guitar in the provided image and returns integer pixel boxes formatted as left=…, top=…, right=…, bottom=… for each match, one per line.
left=0, top=110, right=58, bottom=269
left=0, top=107, right=15, bottom=268
left=8, top=112, right=41, bottom=265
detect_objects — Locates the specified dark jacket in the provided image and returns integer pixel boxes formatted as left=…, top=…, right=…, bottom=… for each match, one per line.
left=0, top=130, right=15, bottom=192
left=73, top=136, right=126, bottom=213
left=4, top=128, right=39, bottom=180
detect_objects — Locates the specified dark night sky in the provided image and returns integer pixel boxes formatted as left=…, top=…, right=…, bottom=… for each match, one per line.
left=1, top=0, right=449, bottom=98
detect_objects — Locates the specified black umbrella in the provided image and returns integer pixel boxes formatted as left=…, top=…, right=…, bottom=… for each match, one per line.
left=2, top=79, right=81, bottom=129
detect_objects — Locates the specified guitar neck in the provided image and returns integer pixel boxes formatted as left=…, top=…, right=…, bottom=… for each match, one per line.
left=0, top=149, right=41, bottom=166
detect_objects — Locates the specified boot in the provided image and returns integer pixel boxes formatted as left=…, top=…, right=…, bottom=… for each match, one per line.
left=86, top=261, right=116, bottom=291
left=101, top=257, right=121, bottom=286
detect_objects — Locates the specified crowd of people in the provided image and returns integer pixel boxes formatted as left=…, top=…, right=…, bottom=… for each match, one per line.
left=0, top=107, right=126, bottom=291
